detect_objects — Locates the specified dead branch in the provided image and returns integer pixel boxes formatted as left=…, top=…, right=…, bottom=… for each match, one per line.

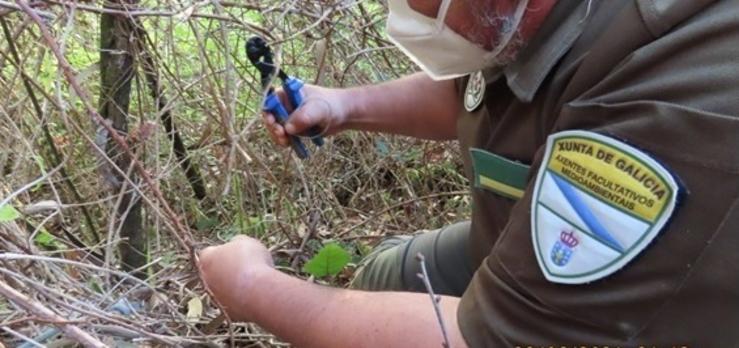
left=0, top=17, right=102, bottom=246
left=15, top=0, right=195, bottom=253
left=416, top=253, right=451, bottom=348
left=135, top=26, right=208, bottom=201
left=42, top=0, right=272, bottom=39
left=0, top=1, right=53, bottom=19
left=0, top=280, right=106, bottom=348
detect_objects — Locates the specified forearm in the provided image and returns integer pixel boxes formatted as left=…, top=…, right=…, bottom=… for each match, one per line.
left=244, top=268, right=467, bottom=348
left=340, top=72, right=460, bottom=140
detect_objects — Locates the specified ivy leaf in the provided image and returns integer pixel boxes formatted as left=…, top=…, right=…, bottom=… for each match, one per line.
left=303, top=243, right=351, bottom=278
left=0, top=204, right=21, bottom=222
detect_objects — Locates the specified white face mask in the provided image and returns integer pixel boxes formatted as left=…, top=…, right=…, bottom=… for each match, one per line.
left=387, top=0, right=530, bottom=80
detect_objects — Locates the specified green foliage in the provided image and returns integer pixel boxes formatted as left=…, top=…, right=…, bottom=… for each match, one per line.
left=195, top=216, right=219, bottom=231
left=303, top=243, right=351, bottom=278
left=34, top=229, right=62, bottom=250
left=0, top=204, right=20, bottom=222
left=215, top=213, right=269, bottom=241
left=233, top=214, right=267, bottom=236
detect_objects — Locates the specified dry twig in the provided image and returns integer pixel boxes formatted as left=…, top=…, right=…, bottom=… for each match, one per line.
left=416, top=253, right=452, bottom=348
left=0, top=280, right=106, bottom=348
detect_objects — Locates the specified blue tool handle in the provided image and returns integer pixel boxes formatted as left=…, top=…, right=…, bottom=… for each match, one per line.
left=264, top=92, right=309, bottom=159
left=283, top=76, right=325, bottom=147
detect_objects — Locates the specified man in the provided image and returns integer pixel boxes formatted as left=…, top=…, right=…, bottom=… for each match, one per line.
left=200, top=0, right=739, bottom=346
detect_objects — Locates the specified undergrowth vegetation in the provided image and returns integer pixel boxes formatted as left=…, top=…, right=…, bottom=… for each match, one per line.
left=0, top=1, right=469, bottom=346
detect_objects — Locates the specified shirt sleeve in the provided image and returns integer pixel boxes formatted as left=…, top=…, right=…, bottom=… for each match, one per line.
left=458, top=1, right=739, bottom=346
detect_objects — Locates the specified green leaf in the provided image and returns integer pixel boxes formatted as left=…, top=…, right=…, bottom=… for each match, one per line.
left=0, top=204, right=21, bottom=222
left=303, top=243, right=351, bottom=278
left=34, top=229, right=60, bottom=249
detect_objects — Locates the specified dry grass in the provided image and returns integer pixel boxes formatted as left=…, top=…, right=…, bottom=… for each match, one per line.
left=0, top=1, right=470, bottom=346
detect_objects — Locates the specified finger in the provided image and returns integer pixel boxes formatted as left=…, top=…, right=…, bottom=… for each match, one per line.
left=199, top=245, right=215, bottom=257
left=262, top=112, right=276, bottom=126
left=198, top=246, right=218, bottom=267
left=263, top=113, right=278, bottom=136
left=266, top=126, right=279, bottom=145
left=262, top=112, right=290, bottom=147
left=271, top=125, right=289, bottom=147
left=284, top=98, right=331, bottom=135
left=275, top=88, right=294, bottom=113
left=268, top=127, right=288, bottom=148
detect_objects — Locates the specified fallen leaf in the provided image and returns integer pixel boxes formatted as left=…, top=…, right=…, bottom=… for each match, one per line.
left=186, top=296, right=203, bottom=321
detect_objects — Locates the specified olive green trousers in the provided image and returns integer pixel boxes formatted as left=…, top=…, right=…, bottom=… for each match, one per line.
left=350, top=221, right=474, bottom=297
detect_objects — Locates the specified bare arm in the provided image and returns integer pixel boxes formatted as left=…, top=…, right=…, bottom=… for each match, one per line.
left=267, top=72, right=461, bottom=144
left=199, top=236, right=468, bottom=348
left=340, top=72, right=461, bottom=140
left=245, top=268, right=467, bottom=348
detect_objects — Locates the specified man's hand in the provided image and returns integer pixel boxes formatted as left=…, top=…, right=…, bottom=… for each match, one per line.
left=198, top=235, right=275, bottom=321
left=263, top=73, right=462, bottom=146
left=263, top=84, right=351, bottom=147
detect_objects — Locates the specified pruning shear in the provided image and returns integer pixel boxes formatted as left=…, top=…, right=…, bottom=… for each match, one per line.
left=246, top=36, right=324, bottom=159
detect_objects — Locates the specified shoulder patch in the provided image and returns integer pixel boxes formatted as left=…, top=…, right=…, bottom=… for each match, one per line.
left=464, top=71, right=485, bottom=112
left=531, top=130, right=680, bottom=284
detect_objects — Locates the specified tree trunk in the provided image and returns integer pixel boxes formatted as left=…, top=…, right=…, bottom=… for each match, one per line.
left=135, top=28, right=207, bottom=201
left=99, top=2, right=146, bottom=276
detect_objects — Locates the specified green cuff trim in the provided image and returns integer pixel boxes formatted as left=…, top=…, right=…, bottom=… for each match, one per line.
left=470, top=148, right=530, bottom=200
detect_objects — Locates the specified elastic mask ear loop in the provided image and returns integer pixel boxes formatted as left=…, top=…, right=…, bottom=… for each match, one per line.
left=486, top=0, right=530, bottom=58
left=432, top=0, right=454, bottom=35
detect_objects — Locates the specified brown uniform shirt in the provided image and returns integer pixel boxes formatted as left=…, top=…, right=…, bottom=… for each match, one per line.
left=456, top=0, right=739, bottom=346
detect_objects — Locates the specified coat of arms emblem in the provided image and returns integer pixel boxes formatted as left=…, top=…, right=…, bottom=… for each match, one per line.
left=551, top=230, right=579, bottom=267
